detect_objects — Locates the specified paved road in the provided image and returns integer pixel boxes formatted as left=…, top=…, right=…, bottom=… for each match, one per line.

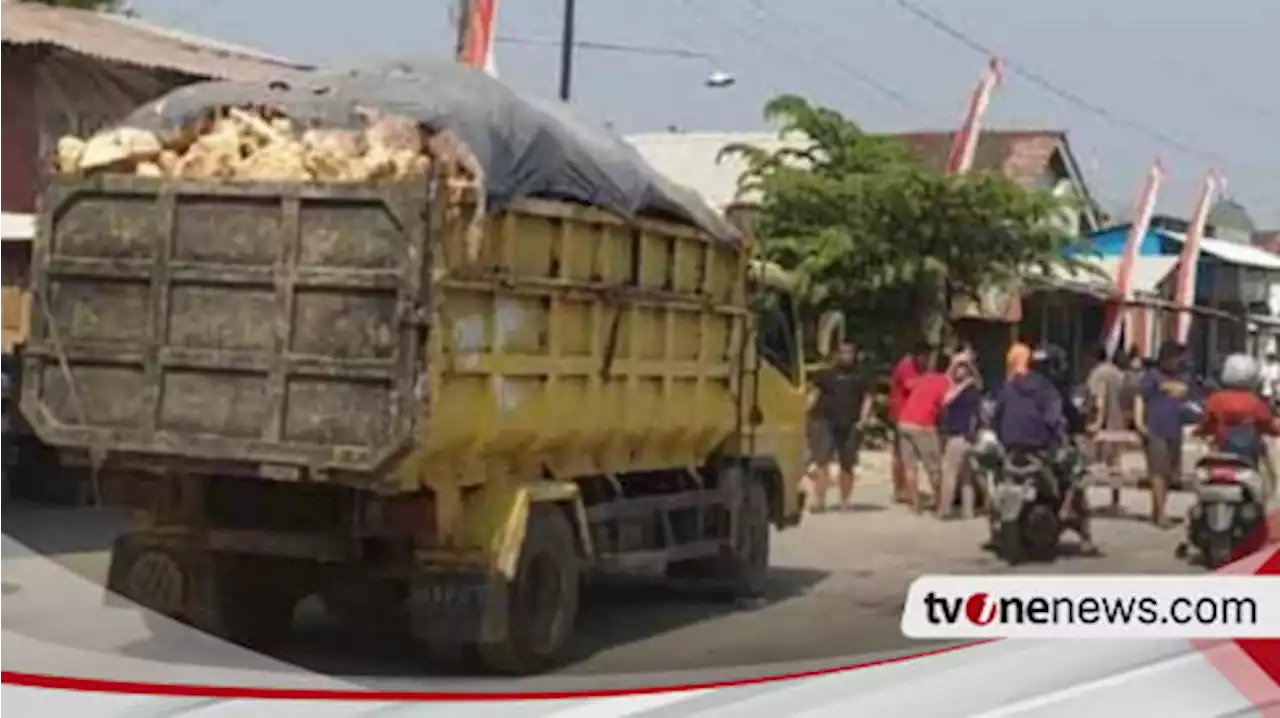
left=2, top=450, right=1210, bottom=679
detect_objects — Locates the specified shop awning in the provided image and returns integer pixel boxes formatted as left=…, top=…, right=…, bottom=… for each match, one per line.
left=1, top=213, right=35, bottom=242
left=1038, top=255, right=1179, bottom=295
left=1161, top=230, right=1280, bottom=272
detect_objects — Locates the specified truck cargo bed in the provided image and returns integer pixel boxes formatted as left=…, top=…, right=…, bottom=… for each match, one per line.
left=20, top=176, right=434, bottom=476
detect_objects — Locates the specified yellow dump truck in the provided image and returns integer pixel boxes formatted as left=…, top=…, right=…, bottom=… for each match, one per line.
left=20, top=166, right=811, bottom=670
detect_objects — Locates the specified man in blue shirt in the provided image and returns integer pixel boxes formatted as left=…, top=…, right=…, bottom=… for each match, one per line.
left=1135, top=341, right=1190, bottom=528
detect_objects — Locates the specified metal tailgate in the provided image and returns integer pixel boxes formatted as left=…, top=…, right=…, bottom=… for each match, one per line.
left=20, top=176, right=434, bottom=477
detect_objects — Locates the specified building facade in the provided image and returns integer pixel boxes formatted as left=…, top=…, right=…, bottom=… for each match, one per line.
left=1, top=1, right=312, bottom=350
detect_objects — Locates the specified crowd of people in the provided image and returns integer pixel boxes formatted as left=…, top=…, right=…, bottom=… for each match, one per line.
left=802, top=335, right=1278, bottom=528
left=804, top=339, right=986, bottom=518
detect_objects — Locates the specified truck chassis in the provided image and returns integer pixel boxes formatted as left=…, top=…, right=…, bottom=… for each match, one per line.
left=102, top=459, right=784, bottom=673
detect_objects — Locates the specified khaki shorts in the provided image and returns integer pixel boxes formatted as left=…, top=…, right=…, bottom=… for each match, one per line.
left=940, top=435, right=973, bottom=511
left=898, top=424, right=942, bottom=481
left=1144, top=435, right=1183, bottom=482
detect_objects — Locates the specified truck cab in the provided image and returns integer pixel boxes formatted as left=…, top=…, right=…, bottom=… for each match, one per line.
left=748, top=259, right=810, bottom=524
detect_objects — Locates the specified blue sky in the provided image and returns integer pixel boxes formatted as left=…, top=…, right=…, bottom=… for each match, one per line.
left=131, top=0, right=1280, bottom=225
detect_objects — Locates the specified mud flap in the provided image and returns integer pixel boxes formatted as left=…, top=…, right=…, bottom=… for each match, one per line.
left=405, top=571, right=499, bottom=645
left=408, top=481, right=589, bottom=650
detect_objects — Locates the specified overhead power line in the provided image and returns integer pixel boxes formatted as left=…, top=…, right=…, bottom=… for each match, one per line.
left=741, top=0, right=939, bottom=119
left=495, top=35, right=713, bottom=60
left=892, top=0, right=1270, bottom=176
left=671, top=0, right=936, bottom=119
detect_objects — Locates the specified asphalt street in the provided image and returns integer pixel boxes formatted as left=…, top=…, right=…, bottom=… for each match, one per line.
left=1, top=448, right=1221, bottom=681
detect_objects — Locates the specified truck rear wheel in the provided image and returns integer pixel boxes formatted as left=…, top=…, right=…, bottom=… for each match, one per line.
left=109, top=536, right=300, bottom=650
left=195, top=556, right=301, bottom=649
left=319, top=581, right=409, bottom=634
left=668, top=472, right=771, bottom=599
left=477, top=505, right=581, bottom=675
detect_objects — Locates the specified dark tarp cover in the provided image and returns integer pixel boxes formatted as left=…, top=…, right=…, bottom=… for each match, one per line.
left=117, top=60, right=741, bottom=244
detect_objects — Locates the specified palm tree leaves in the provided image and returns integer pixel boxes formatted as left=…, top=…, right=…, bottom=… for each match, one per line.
left=726, top=95, right=1090, bottom=348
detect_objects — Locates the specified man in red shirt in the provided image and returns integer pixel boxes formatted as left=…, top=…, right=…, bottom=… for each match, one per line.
left=1194, top=353, right=1280, bottom=504
left=1197, top=389, right=1277, bottom=447
left=888, top=342, right=932, bottom=504
left=897, top=353, right=950, bottom=513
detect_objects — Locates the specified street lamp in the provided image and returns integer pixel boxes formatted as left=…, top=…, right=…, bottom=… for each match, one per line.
left=705, top=70, right=736, bottom=88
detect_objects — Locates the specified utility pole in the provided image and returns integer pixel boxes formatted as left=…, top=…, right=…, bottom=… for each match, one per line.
left=558, top=0, right=576, bottom=101
left=454, top=0, right=472, bottom=63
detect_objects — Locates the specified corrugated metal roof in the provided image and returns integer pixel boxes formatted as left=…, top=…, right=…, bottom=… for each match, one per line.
left=626, top=131, right=790, bottom=210
left=627, top=128, right=1091, bottom=215
left=890, top=129, right=1067, bottom=186
left=1046, top=256, right=1179, bottom=294
left=1, top=2, right=312, bottom=81
left=1160, top=229, right=1280, bottom=271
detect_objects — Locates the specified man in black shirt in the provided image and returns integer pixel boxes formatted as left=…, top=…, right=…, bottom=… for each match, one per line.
left=807, top=341, right=873, bottom=511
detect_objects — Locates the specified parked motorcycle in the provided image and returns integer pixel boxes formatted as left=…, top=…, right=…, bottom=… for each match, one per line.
left=1180, top=452, right=1268, bottom=568
left=982, top=436, right=1088, bottom=564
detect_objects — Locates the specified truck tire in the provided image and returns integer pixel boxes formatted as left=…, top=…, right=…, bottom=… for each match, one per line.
left=668, top=472, right=771, bottom=599
left=477, top=505, right=581, bottom=675
left=109, top=537, right=300, bottom=651
left=196, top=556, right=303, bottom=650
left=319, top=581, right=409, bottom=634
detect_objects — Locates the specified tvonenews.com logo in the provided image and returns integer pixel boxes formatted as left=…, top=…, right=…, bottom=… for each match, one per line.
left=900, top=576, right=1280, bottom=639
left=921, top=591, right=1258, bottom=627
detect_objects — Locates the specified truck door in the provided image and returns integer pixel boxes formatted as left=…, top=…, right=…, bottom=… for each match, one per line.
left=750, top=284, right=807, bottom=516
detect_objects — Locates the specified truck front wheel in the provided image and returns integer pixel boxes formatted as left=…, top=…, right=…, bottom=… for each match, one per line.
left=668, top=472, right=771, bottom=599
left=477, top=505, right=581, bottom=675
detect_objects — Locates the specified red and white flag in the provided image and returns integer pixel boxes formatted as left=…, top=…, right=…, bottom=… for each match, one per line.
left=1172, top=170, right=1225, bottom=344
left=459, top=0, right=499, bottom=77
left=1103, top=159, right=1166, bottom=358
left=945, top=56, right=1004, bottom=175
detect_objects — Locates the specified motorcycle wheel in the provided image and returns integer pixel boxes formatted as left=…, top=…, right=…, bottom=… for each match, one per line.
left=1022, top=504, right=1060, bottom=562
left=996, top=521, right=1025, bottom=565
left=1204, top=538, right=1234, bottom=569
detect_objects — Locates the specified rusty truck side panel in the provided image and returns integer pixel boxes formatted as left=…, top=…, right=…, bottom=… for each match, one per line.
left=20, top=175, right=436, bottom=477
left=408, top=198, right=752, bottom=483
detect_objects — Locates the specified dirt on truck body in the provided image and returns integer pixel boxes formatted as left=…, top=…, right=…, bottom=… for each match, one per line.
left=22, top=75, right=810, bottom=675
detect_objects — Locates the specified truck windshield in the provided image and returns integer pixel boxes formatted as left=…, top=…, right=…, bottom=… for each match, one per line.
left=756, top=288, right=799, bottom=384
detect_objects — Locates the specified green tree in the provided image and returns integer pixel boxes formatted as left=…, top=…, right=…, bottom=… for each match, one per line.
left=724, top=94, right=1092, bottom=361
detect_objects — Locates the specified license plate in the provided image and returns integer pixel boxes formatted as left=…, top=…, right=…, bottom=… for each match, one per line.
left=996, top=486, right=1025, bottom=521
left=1206, top=502, right=1236, bottom=532
left=1198, top=484, right=1245, bottom=504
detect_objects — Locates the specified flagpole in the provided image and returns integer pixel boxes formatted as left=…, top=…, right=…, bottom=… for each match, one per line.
left=1103, top=160, right=1165, bottom=358
left=945, top=56, right=1003, bottom=175
left=1172, top=171, right=1222, bottom=344
left=935, top=57, right=1004, bottom=351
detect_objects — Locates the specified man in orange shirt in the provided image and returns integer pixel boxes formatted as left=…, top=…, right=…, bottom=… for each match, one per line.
left=897, top=353, right=950, bottom=514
